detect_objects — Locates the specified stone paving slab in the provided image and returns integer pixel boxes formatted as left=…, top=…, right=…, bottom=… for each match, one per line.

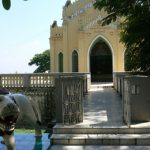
left=51, top=133, right=150, bottom=145
left=0, top=132, right=50, bottom=150
left=53, top=123, right=150, bottom=135
left=50, top=145, right=150, bottom=150
left=51, top=134, right=150, bottom=139
left=81, top=88, right=124, bottom=127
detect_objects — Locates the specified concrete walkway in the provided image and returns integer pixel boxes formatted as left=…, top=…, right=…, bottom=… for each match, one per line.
left=81, top=86, right=124, bottom=127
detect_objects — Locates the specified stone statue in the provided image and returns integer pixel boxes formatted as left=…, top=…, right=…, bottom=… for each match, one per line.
left=0, top=88, right=42, bottom=150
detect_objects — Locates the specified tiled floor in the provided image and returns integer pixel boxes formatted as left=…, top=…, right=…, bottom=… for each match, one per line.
left=0, top=132, right=51, bottom=150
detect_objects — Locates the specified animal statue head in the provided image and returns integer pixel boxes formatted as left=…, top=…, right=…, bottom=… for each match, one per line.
left=0, top=95, right=20, bottom=134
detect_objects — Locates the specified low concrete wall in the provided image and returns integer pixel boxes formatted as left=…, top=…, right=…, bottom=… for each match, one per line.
left=6, top=87, right=56, bottom=128
left=0, top=73, right=90, bottom=127
left=114, top=72, right=150, bottom=125
left=54, top=72, right=91, bottom=94
left=113, top=72, right=131, bottom=96
left=123, top=75, right=150, bottom=124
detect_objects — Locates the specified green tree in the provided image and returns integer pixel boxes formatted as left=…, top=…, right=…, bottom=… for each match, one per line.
left=2, top=0, right=27, bottom=10
left=2, top=0, right=11, bottom=10
left=94, top=0, right=150, bottom=74
left=28, top=49, right=50, bottom=73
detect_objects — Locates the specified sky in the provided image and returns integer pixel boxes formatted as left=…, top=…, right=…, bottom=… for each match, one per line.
left=0, top=0, right=75, bottom=73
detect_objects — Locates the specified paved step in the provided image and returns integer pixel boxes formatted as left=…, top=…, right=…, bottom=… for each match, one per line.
left=53, top=124, right=150, bottom=134
left=51, top=124, right=150, bottom=146
left=50, top=145, right=150, bottom=150
left=90, top=83, right=114, bottom=90
left=51, top=133, right=150, bottom=145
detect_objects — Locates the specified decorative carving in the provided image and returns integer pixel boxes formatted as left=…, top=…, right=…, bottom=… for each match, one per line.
left=110, top=32, right=114, bottom=36
left=86, top=32, right=92, bottom=36
left=84, top=15, right=103, bottom=30
left=70, top=1, right=95, bottom=19
left=61, top=77, right=83, bottom=125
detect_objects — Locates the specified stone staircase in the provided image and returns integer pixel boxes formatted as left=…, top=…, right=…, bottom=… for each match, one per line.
left=51, top=124, right=150, bottom=146
left=51, top=84, right=150, bottom=146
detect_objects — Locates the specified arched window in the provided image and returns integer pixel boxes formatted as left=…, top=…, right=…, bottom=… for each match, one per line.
left=72, top=50, right=78, bottom=72
left=58, top=52, right=63, bottom=72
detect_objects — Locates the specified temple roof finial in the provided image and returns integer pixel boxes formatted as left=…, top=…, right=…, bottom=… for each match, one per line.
left=65, top=0, right=71, bottom=7
left=51, top=21, right=57, bottom=28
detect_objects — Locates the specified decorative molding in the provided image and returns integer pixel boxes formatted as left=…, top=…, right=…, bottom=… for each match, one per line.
left=70, top=0, right=95, bottom=19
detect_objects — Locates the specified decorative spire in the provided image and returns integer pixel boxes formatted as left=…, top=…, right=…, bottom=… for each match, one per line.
left=65, top=0, right=71, bottom=7
left=51, top=21, right=57, bottom=28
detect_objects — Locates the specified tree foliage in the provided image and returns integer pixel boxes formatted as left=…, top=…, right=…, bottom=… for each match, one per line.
left=94, top=0, right=150, bottom=74
left=2, top=0, right=28, bottom=10
left=2, top=0, right=11, bottom=10
left=28, top=49, right=50, bottom=73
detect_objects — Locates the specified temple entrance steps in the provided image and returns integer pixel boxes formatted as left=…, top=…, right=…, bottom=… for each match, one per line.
left=51, top=124, right=150, bottom=145
left=51, top=84, right=150, bottom=146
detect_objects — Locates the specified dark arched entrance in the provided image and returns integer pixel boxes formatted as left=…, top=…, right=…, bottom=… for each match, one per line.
left=90, top=40, right=113, bottom=82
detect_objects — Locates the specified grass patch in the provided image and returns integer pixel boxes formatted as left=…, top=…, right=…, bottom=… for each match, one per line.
left=15, top=129, right=45, bottom=133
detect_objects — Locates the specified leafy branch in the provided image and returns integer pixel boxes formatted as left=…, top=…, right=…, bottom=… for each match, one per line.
left=2, top=0, right=28, bottom=10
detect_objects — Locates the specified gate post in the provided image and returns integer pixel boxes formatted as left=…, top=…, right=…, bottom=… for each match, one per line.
left=55, top=75, right=84, bottom=124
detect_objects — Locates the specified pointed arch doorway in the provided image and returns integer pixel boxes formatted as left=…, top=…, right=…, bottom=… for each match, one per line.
left=90, top=39, right=113, bottom=82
